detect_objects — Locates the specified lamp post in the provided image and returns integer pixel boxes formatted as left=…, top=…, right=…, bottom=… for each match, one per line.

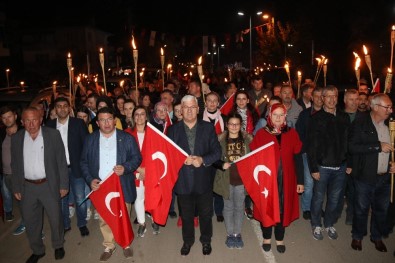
left=238, top=11, right=263, bottom=69
left=5, top=69, right=10, bottom=88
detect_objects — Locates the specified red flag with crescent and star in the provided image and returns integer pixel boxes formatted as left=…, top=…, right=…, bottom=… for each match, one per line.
left=163, top=111, right=173, bottom=135
left=88, top=172, right=133, bottom=248
left=220, top=92, right=235, bottom=116
left=143, top=123, right=188, bottom=225
left=233, top=141, right=280, bottom=227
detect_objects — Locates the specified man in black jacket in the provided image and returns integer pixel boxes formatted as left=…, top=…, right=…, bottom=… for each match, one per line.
left=348, top=93, right=395, bottom=252
left=306, top=85, right=351, bottom=241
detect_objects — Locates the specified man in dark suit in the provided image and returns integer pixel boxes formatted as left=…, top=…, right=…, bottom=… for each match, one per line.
left=46, top=97, right=89, bottom=236
left=11, top=107, right=68, bottom=263
left=349, top=93, right=395, bottom=252
left=167, top=95, right=221, bottom=256
left=80, top=107, right=141, bottom=261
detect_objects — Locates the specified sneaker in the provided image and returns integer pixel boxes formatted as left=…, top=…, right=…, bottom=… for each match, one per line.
left=325, top=226, right=338, bottom=240
left=69, top=206, right=75, bottom=218
left=94, top=210, right=100, bottom=220
left=225, top=235, right=235, bottom=249
left=100, top=247, right=116, bottom=262
left=234, top=234, right=244, bottom=249
left=152, top=223, right=160, bottom=235
left=244, top=208, right=253, bottom=220
left=5, top=212, right=14, bottom=222
left=137, top=224, right=147, bottom=237
left=312, top=226, right=324, bottom=240
left=194, top=217, right=199, bottom=227
left=177, top=217, right=182, bottom=227
left=13, top=224, right=26, bottom=235
left=86, top=208, right=92, bottom=221
left=169, top=211, right=177, bottom=219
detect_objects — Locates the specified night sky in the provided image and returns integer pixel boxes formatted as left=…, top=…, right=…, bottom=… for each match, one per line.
left=2, top=0, right=395, bottom=84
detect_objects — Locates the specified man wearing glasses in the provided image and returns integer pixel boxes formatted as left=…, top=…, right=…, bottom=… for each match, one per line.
left=80, top=107, right=141, bottom=261
left=167, top=95, right=221, bottom=256
left=349, top=93, right=394, bottom=252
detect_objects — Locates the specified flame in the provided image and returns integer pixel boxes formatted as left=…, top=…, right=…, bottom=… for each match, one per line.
left=389, top=68, right=392, bottom=73
left=100, top=48, right=103, bottom=53
left=161, top=48, right=164, bottom=56
left=284, top=62, right=290, bottom=73
left=392, top=25, right=395, bottom=31
left=324, top=58, right=328, bottom=64
left=355, top=57, right=361, bottom=70
left=139, top=72, right=144, bottom=77
left=131, top=38, right=136, bottom=49
left=363, top=45, right=368, bottom=55
left=77, top=76, right=80, bottom=82
left=315, top=57, right=322, bottom=64
left=68, top=52, right=71, bottom=58
left=224, top=77, right=228, bottom=82
left=53, top=81, right=57, bottom=85
left=353, top=52, right=359, bottom=58
left=167, top=64, right=171, bottom=69
left=120, top=80, right=124, bottom=87
left=297, top=71, right=302, bottom=77
left=198, top=56, right=202, bottom=65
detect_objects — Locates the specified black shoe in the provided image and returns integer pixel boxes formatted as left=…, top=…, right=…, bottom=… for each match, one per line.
left=303, top=211, right=311, bottom=220
left=244, top=208, right=253, bottom=220
left=216, top=215, right=224, bottom=222
left=277, top=245, right=286, bottom=253
left=169, top=211, right=177, bottom=219
left=79, top=226, right=89, bottom=236
left=202, top=243, right=212, bottom=255
left=55, top=247, right=65, bottom=260
left=133, top=217, right=138, bottom=224
left=64, top=227, right=71, bottom=235
left=370, top=238, right=387, bottom=252
left=262, top=243, right=271, bottom=252
left=180, top=243, right=192, bottom=256
left=26, top=253, right=45, bottom=263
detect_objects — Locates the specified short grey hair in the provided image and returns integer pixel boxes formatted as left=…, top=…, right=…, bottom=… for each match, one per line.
left=370, top=93, right=390, bottom=109
left=181, top=94, right=198, bottom=104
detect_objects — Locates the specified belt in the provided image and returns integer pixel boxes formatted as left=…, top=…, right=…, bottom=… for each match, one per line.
left=377, top=173, right=387, bottom=176
left=25, top=178, right=47, bottom=184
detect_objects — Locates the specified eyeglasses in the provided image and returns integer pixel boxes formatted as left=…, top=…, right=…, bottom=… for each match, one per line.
left=182, top=106, right=198, bottom=111
left=156, top=109, right=167, bottom=113
left=98, top=117, right=114, bottom=123
left=375, top=104, right=393, bottom=111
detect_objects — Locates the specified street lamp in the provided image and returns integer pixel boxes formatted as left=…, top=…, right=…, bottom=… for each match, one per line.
left=238, top=11, right=263, bottom=69
left=5, top=69, right=10, bottom=88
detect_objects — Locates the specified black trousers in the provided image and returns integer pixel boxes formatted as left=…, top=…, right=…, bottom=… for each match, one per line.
left=178, top=191, right=213, bottom=245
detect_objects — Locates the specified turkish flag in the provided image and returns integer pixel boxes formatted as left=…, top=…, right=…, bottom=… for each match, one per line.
left=214, top=119, right=223, bottom=135
left=233, top=141, right=280, bottom=227
left=144, top=123, right=188, bottom=225
left=163, top=111, right=173, bottom=135
left=220, top=92, right=235, bottom=116
left=89, top=172, right=134, bottom=248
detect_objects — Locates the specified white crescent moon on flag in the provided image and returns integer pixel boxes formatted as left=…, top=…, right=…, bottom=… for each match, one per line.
left=105, top=192, right=122, bottom=217
left=253, top=164, right=271, bottom=184
left=152, top=151, right=168, bottom=181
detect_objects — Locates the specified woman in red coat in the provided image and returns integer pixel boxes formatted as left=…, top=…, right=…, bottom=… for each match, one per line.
left=250, top=103, right=303, bottom=253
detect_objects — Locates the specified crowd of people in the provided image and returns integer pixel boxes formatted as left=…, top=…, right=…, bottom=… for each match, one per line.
left=1, top=72, right=395, bottom=262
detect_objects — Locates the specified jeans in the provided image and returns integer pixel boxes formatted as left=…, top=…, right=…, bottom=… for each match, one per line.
left=311, top=164, right=346, bottom=228
left=1, top=174, right=13, bottom=213
left=61, top=168, right=88, bottom=229
left=352, top=174, right=390, bottom=240
left=301, top=153, right=313, bottom=212
left=223, top=185, right=245, bottom=236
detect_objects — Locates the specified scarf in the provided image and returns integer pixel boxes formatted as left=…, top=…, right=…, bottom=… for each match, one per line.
left=203, top=109, right=224, bottom=132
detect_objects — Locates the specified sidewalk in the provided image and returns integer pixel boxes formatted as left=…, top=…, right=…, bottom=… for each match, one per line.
left=1, top=201, right=394, bottom=263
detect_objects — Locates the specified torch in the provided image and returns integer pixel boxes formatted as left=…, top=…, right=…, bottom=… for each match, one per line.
left=385, top=68, right=393, bottom=94
left=390, top=119, right=395, bottom=203
left=52, top=81, right=57, bottom=99
left=132, top=37, right=138, bottom=104
left=391, top=26, right=395, bottom=71
left=313, top=57, right=322, bottom=85
left=363, top=45, right=375, bottom=89
left=160, top=48, right=165, bottom=90
left=197, top=56, right=205, bottom=103
left=323, top=59, right=328, bottom=87
left=99, top=48, right=107, bottom=96
left=297, top=71, right=302, bottom=98
left=353, top=52, right=361, bottom=89
left=284, top=61, right=291, bottom=85
left=67, top=52, right=72, bottom=105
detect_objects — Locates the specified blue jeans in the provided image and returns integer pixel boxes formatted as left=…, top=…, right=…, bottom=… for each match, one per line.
left=223, top=185, right=245, bottom=235
left=61, top=168, right=88, bottom=229
left=352, top=174, right=390, bottom=240
left=301, top=153, right=313, bottom=212
left=311, top=164, right=346, bottom=228
left=1, top=174, right=13, bottom=213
